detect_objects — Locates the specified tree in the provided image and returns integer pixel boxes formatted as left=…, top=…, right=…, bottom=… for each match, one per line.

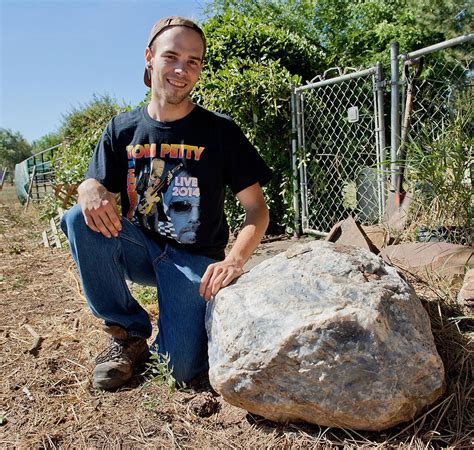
left=0, top=128, right=32, bottom=179
left=31, top=131, right=63, bottom=154
left=207, top=0, right=472, bottom=68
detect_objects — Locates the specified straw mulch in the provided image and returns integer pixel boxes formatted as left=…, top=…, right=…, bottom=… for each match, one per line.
left=0, top=186, right=472, bottom=448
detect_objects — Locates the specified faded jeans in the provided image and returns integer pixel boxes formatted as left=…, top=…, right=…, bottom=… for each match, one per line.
left=61, top=204, right=216, bottom=383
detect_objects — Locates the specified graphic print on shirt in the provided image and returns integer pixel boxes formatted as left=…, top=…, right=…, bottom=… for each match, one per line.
left=125, top=142, right=203, bottom=244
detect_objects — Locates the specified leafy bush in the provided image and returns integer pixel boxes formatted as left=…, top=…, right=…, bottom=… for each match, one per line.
left=31, top=132, right=63, bottom=155
left=193, top=57, right=301, bottom=233
left=203, top=10, right=324, bottom=81
left=54, top=95, right=129, bottom=184
left=189, top=11, right=326, bottom=233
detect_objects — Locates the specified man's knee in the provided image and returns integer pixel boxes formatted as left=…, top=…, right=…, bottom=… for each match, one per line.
left=61, top=204, right=86, bottom=236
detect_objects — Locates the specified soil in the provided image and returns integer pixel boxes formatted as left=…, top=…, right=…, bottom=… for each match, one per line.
left=0, top=185, right=472, bottom=448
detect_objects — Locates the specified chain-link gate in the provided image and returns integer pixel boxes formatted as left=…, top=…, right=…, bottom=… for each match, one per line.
left=292, top=66, right=386, bottom=235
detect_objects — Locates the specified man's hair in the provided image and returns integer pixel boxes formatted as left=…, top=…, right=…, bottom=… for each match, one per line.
left=147, top=16, right=206, bottom=59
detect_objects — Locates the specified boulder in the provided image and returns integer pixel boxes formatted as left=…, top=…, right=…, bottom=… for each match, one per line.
left=205, top=241, right=445, bottom=431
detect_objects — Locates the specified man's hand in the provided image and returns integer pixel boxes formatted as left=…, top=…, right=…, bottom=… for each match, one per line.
left=78, top=179, right=122, bottom=238
left=199, top=258, right=244, bottom=301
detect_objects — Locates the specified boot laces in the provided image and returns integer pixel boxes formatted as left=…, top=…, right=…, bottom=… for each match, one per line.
left=95, top=338, right=128, bottom=364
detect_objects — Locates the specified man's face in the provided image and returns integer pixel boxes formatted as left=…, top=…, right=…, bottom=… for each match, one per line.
left=145, top=26, right=204, bottom=106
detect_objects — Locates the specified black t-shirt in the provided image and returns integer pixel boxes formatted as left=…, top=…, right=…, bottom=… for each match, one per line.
left=86, top=105, right=272, bottom=260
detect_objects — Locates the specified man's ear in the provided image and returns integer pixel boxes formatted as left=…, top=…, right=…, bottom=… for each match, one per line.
left=145, top=47, right=153, bottom=66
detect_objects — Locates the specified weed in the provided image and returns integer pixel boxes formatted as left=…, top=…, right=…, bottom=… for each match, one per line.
left=131, top=285, right=157, bottom=307
left=404, top=92, right=473, bottom=245
left=143, top=351, right=176, bottom=395
left=8, top=242, right=25, bottom=255
left=12, top=274, right=27, bottom=289
left=141, top=393, right=163, bottom=411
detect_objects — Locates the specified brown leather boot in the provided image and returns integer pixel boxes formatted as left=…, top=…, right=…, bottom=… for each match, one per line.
left=92, top=325, right=150, bottom=390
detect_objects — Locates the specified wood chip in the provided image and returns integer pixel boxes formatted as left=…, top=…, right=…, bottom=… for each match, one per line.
left=22, top=386, right=34, bottom=401
left=23, top=324, right=44, bottom=354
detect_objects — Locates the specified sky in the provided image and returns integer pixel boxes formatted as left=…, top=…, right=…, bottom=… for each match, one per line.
left=0, top=0, right=209, bottom=143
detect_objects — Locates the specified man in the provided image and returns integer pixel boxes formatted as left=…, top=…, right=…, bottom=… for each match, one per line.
left=61, top=16, right=272, bottom=390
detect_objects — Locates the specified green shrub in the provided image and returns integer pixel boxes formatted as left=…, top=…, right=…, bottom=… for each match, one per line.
left=193, top=57, right=301, bottom=233
left=55, top=95, right=129, bottom=184
left=203, top=11, right=324, bottom=81
left=190, top=11, right=326, bottom=233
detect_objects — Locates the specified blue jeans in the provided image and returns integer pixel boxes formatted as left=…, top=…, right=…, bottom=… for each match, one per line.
left=61, top=204, right=216, bottom=383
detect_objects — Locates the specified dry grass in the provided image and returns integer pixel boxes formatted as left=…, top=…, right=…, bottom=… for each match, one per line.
left=0, top=184, right=472, bottom=448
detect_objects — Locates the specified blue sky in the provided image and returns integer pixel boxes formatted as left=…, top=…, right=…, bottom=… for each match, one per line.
left=1, top=0, right=209, bottom=143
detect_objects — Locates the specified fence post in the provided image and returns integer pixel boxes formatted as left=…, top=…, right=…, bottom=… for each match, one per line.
left=390, top=41, right=400, bottom=191
left=295, top=91, right=307, bottom=232
left=290, top=86, right=301, bottom=236
left=375, top=62, right=387, bottom=219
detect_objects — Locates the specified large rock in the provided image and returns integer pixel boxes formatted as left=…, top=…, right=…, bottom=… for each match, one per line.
left=205, top=241, right=445, bottom=431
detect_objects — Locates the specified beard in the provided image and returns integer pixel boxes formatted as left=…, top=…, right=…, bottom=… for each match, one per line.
left=154, top=80, right=194, bottom=106
left=163, top=90, right=191, bottom=105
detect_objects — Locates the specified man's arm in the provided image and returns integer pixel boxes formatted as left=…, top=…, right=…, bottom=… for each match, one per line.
left=199, top=182, right=269, bottom=300
left=78, top=178, right=122, bottom=238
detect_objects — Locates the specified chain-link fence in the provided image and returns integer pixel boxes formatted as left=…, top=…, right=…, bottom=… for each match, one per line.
left=292, top=33, right=473, bottom=244
left=399, top=37, right=473, bottom=245
left=292, top=66, right=386, bottom=235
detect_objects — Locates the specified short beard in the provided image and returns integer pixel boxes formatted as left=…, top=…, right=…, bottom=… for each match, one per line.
left=156, top=87, right=193, bottom=106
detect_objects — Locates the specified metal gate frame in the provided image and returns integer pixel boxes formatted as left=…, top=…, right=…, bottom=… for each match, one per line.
left=291, top=65, right=387, bottom=236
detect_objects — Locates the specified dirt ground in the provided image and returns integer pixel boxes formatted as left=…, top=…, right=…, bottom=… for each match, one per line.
left=0, top=185, right=472, bottom=448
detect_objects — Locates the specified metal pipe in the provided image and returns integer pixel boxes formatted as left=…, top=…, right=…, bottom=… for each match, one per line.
left=372, top=75, right=383, bottom=222
left=374, top=63, right=387, bottom=164
left=375, top=62, right=387, bottom=219
left=300, top=93, right=308, bottom=226
left=401, top=32, right=474, bottom=60
left=295, top=91, right=307, bottom=231
left=390, top=41, right=400, bottom=190
left=24, top=144, right=61, bottom=163
left=303, top=229, right=329, bottom=238
left=290, top=86, right=301, bottom=236
left=295, top=67, right=377, bottom=92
